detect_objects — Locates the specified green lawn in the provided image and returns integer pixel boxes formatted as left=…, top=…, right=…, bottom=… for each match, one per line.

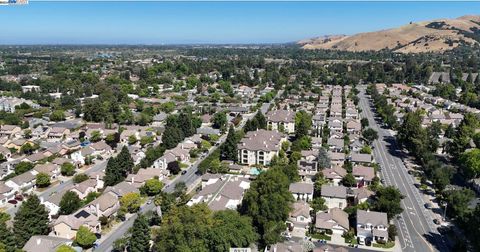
left=373, top=241, right=395, bottom=249
left=344, top=238, right=357, bottom=244
left=310, top=233, right=332, bottom=241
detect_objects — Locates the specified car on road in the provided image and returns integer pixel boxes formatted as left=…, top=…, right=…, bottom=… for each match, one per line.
left=181, top=170, right=187, bottom=175
left=425, top=203, right=432, bottom=209
left=147, top=200, right=152, bottom=205
left=433, top=219, right=441, bottom=225
left=7, top=199, right=17, bottom=205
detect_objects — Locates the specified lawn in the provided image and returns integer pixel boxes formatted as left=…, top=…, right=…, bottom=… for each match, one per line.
left=344, top=237, right=357, bottom=244
left=373, top=241, right=395, bottom=249
left=310, top=233, right=332, bottom=241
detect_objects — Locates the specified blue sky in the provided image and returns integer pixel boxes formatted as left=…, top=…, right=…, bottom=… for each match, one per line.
left=0, top=1, right=479, bottom=44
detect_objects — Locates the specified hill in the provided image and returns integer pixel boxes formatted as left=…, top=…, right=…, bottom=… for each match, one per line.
left=299, top=15, right=480, bottom=53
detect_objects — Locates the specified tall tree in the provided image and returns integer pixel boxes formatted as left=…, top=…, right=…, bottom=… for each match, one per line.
left=220, top=125, right=237, bottom=162
left=104, top=157, right=122, bottom=186
left=13, top=195, right=49, bottom=247
left=254, top=112, right=267, bottom=129
left=373, top=186, right=404, bottom=220
left=212, top=111, right=228, bottom=133
left=295, top=110, right=312, bottom=138
left=117, top=146, right=134, bottom=175
left=129, top=214, right=151, bottom=252
left=0, top=221, right=15, bottom=252
left=59, top=191, right=82, bottom=215
left=75, top=226, right=97, bottom=249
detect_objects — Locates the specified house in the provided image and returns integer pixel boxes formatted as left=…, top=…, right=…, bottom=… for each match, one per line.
left=0, top=182, right=15, bottom=205
left=329, top=152, right=345, bottom=166
left=297, top=160, right=317, bottom=180
left=53, top=209, right=101, bottom=239
left=104, top=181, right=139, bottom=198
left=70, top=146, right=95, bottom=165
left=188, top=175, right=250, bottom=211
left=47, top=127, right=70, bottom=142
left=356, top=210, right=389, bottom=244
left=42, top=189, right=69, bottom=218
left=350, top=153, right=373, bottom=165
left=352, top=166, right=375, bottom=187
left=289, top=182, right=314, bottom=202
left=315, top=208, right=349, bottom=234
left=266, top=110, right=296, bottom=133
left=23, top=152, right=47, bottom=163
left=70, top=179, right=100, bottom=200
left=153, top=145, right=190, bottom=170
left=84, top=191, right=120, bottom=218
left=321, top=185, right=347, bottom=209
left=237, top=129, right=287, bottom=166
left=23, top=235, right=73, bottom=252
left=33, top=163, right=60, bottom=180
left=322, top=166, right=347, bottom=186
left=301, top=150, right=318, bottom=162
left=346, top=121, right=361, bottom=134
left=287, top=201, right=312, bottom=233
left=351, top=187, right=374, bottom=205
left=5, top=171, right=36, bottom=193
left=0, top=125, right=21, bottom=138
left=126, top=167, right=168, bottom=188
left=327, top=138, right=344, bottom=152
left=345, top=108, right=359, bottom=120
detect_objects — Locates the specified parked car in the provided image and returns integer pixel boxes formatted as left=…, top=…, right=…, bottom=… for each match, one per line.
left=7, top=199, right=17, bottom=205
left=425, top=203, right=432, bottom=209
left=433, top=219, right=441, bottom=225
left=181, top=170, right=187, bottom=175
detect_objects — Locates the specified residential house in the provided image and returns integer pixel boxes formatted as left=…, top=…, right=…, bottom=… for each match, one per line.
left=321, top=185, right=347, bottom=209
left=322, top=166, right=347, bottom=186
left=53, top=209, right=101, bottom=239
left=0, top=125, right=21, bottom=138
left=0, top=182, right=15, bottom=205
left=352, top=166, right=375, bottom=187
left=315, top=208, right=349, bottom=234
left=47, top=127, right=70, bottom=142
left=23, top=235, right=73, bottom=252
left=287, top=201, right=312, bottom=233
left=289, top=182, right=314, bottom=202
left=350, top=153, right=373, bottom=166
left=5, top=171, right=36, bottom=193
left=356, top=210, right=389, bottom=244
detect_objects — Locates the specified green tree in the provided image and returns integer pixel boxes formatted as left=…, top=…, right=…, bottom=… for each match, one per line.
left=254, top=112, right=267, bottom=129
left=128, top=135, right=138, bottom=145
left=0, top=221, right=15, bottom=252
left=167, top=161, right=181, bottom=175
left=459, top=148, right=480, bottom=179
left=295, top=110, right=312, bottom=138
left=140, top=178, right=164, bottom=196
left=373, top=186, right=404, bottom=220
left=60, top=162, right=76, bottom=176
left=75, top=226, right=97, bottom=249
left=120, top=192, right=142, bottom=213
left=90, top=130, right=102, bottom=143
left=36, top=172, right=51, bottom=188
left=317, top=148, right=331, bottom=169
left=239, top=168, right=294, bottom=246
left=209, top=210, right=258, bottom=251
left=220, top=125, right=237, bottom=162
left=341, top=173, right=357, bottom=187
left=59, top=191, right=82, bottom=215
left=73, top=173, right=89, bottom=184
left=129, top=214, right=151, bottom=252
left=13, top=195, right=49, bottom=247
left=56, top=244, right=75, bottom=252
left=212, top=111, right=228, bottom=132
left=362, top=128, right=379, bottom=145
left=310, top=197, right=327, bottom=213
left=49, top=110, right=65, bottom=122
left=14, top=161, right=34, bottom=175
left=361, top=118, right=369, bottom=128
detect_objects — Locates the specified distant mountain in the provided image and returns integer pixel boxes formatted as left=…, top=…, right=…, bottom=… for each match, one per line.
left=299, top=15, right=480, bottom=53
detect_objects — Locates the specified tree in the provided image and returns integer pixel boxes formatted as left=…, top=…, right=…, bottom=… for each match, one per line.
left=388, top=224, right=397, bottom=242
left=174, top=181, right=187, bottom=197
left=19, top=143, right=35, bottom=155
left=209, top=210, right=258, bottom=251
left=295, top=110, right=312, bottom=138
left=161, top=126, right=183, bottom=149
left=128, top=135, right=138, bottom=145
left=14, top=161, right=34, bottom=175
left=460, top=148, right=480, bottom=179
left=212, top=111, right=228, bottom=132
left=73, top=173, right=89, bottom=183
left=360, top=145, right=372, bottom=154
left=60, top=162, right=76, bottom=176
left=117, top=146, right=134, bottom=175
left=0, top=221, right=15, bottom=252
left=120, top=192, right=142, bottom=213
left=291, top=136, right=311, bottom=151
left=129, top=214, right=150, bottom=252
left=90, top=130, right=102, bottom=143
left=362, top=128, right=378, bottom=144
left=310, top=197, right=327, bottom=213
left=254, top=112, right=267, bottom=129
left=317, top=147, right=331, bottom=169
left=59, top=191, right=82, bottom=215
left=373, top=186, right=404, bottom=220
left=341, top=173, right=357, bottom=187
left=167, top=161, right=181, bottom=175
left=361, top=118, right=369, bottom=129
left=140, top=178, right=164, bottom=196
left=220, top=125, right=237, bottom=161
left=13, top=195, right=49, bottom=247
left=56, top=244, right=75, bottom=252
left=49, top=110, right=65, bottom=122
left=239, top=169, right=293, bottom=246
left=75, top=226, right=97, bottom=249
left=36, top=172, right=51, bottom=188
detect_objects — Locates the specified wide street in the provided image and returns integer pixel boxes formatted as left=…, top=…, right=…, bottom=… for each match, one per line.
left=358, top=86, right=448, bottom=252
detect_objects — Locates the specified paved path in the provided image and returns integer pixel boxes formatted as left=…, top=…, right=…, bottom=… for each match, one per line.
left=358, top=86, right=448, bottom=252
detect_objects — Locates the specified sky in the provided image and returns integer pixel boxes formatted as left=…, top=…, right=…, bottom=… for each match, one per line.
left=0, top=1, right=479, bottom=44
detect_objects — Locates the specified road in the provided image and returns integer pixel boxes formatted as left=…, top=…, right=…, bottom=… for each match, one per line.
left=6, top=159, right=108, bottom=217
left=358, top=86, right=448, bottom=252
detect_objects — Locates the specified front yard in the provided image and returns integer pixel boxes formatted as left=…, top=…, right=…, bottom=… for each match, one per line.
left=373, top=241, right=395, bottom=249
left=309, top=232, right=332, bottom=241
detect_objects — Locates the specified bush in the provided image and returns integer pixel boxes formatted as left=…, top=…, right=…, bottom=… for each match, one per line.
left=36, top=173, right=51, bottom=188
left=60, top=163, right=76, bottom=176
left=73, top=173, right=89, bottom=184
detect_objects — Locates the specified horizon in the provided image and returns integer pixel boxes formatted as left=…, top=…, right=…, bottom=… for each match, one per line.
left=0, top=2, right=479, bottom=45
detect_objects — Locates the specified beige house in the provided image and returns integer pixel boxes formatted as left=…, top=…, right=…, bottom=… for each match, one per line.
left=266, top=110, right=296, bottom=133
left=237, top=129, right=287, bottom=166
